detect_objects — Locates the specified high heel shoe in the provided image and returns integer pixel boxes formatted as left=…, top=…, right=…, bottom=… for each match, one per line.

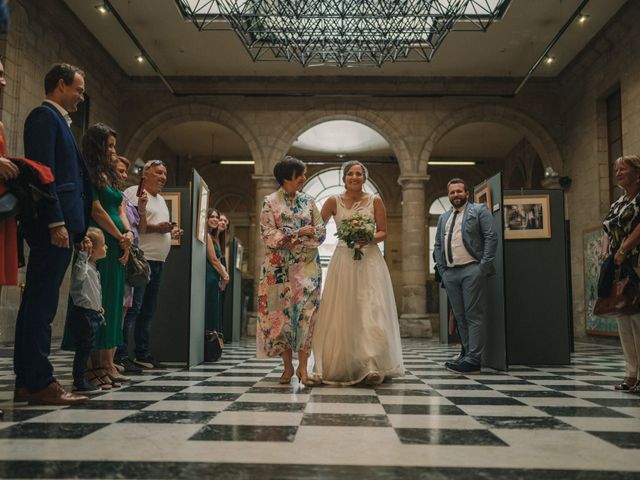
left=296, top=368, right=319, bottom=387
left=279, top=368, right=294, bottom=384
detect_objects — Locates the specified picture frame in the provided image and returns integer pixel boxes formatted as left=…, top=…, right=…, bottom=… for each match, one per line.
left=583, top=226, right=618, bottom=336
left=235, top=241, right=243, bottom=270
left=503, top=194, right=551, bottom=240
left=474, top=183, right=492, bottom=212
left=163, top=191, right=181, bottom=246
left=196, top=181, right=210, bottom=244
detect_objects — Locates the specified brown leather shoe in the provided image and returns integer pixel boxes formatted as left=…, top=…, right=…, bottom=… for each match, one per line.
left=13, top=387, right=30, bottom=403
left=28, top=382, right=88, bottom=406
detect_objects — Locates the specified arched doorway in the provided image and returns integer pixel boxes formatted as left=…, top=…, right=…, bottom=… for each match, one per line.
left=287, top=119, right=395, bottom=292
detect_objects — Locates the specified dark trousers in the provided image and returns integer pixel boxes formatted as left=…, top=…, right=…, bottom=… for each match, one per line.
left=69, top=306, right=100, bottom=385
left=133, top=260, right=164, bottom=359
left=13, top=227, right=73, bottom=393
left=115, top=285, right=145, bottom=361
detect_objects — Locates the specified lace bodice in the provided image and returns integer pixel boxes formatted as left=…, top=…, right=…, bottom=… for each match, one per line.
left=334, top=194, right=375, bottom=247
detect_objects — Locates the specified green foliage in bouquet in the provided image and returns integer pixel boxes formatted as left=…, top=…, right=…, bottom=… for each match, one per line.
left=335, top=214, right=376, bottom=260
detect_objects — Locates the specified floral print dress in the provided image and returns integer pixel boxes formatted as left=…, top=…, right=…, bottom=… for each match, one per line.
left=257, top=188, right=325, bottom=357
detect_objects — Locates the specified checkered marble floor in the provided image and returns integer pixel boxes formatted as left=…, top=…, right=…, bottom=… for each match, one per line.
left=0, top=339, right=639, bottom=479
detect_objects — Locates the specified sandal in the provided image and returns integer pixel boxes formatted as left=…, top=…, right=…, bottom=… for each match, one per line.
left=85, top=369, right=112, bottom=391
left=106, top=371, right=129, bottom=383
left=614, top=377, right=636, bottom=391
left=95, top=369, right=122, bottom=388
left=629, top=380, right=640, bottom=394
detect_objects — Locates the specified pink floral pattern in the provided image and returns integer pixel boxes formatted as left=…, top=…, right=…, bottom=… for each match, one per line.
left=257, top=188, right=325, bottom=357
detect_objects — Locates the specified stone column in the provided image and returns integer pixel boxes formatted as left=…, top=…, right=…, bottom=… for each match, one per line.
left=397, top=175, right=432, bottom=338
left=246, top=174, right=278, bottom=336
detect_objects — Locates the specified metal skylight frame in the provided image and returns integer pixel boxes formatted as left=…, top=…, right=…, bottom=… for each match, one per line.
left=176, top=0, right=510, bottom=67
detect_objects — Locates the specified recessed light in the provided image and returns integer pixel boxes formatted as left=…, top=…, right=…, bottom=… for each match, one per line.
left=135, top=55, right=145, bottom=64
left=578, top=14, right=590, bottom=24
left=544, top=56, right=555, bottom=65
left=94, top=4, right=109, bottom=15
left=219, top=160, right=254, bottom=165
left=430, top=161, right=476, bottom=166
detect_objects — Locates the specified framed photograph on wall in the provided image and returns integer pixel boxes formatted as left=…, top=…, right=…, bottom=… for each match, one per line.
left=196, top=181, right=210, bottom=244
left=583, top=226, right=618, bottom=336
left=163, top=191, right=182, bottom=246
left=503, top=194, right=551, bottom=240
left=474, top=183, right=492, bottom=212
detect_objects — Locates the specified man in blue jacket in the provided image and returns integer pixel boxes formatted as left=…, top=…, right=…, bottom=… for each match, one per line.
left=13, top=63, right=92, bottom=405
left=434, top=178, right=497, bottom=374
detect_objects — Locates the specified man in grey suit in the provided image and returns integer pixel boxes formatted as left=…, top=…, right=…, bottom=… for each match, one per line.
left=434, top=178, right=497, bottom=374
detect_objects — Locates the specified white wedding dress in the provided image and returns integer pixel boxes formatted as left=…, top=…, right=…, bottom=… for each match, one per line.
left=312, top=194, right=405, bottom=385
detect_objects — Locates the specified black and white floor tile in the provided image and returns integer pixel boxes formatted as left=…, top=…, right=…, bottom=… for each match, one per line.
left=0, top=340, right=639, bottom=479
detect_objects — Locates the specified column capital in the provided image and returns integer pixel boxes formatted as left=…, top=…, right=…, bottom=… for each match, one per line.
left=397, top=175, right=431, bottom=188
left=252, top=174, right=278, bottom=189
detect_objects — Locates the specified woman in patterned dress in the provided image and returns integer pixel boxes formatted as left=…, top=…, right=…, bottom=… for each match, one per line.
left=257, top=156, right=325, bottom=386
left=602, top=154, right=640, bottom=393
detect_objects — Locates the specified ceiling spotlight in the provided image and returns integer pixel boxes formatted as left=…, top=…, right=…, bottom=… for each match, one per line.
left=544, top=56, right=555, bottom=65
left=94, top=3, right=109, bottom=15
left=135, top=55, right=145, bottom=64
left=578, top=14, right=590, bottom=24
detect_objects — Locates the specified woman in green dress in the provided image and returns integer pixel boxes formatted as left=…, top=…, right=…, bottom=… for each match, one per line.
left=84, top=124, right=134, bottom=382
left=205, top=209, right=229, bottom=333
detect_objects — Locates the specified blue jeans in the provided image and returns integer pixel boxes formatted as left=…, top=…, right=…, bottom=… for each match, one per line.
left=133, top=261, right=164, bottom=359
left=115, top=285, right=145, bottom=361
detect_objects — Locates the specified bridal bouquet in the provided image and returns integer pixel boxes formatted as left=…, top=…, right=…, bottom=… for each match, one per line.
left=335, top=214, right=376, bottom=260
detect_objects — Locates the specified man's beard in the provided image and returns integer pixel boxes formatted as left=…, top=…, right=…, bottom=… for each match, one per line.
left=452, top=196, right=467, bottom=208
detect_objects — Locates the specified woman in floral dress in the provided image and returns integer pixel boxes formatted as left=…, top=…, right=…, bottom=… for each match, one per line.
left=257, top=156, right=325, bottom=386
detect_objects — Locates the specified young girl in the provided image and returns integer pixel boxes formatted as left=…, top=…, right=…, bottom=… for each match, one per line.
left=69, top=227, right=108, bottom=393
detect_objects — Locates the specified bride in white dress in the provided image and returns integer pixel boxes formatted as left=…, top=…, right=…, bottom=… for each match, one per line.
left=312, top=161, right=404, bottom=385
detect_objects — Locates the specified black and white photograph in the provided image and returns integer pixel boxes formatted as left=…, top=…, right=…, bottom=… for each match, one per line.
left=504, top=194, right=551, bottom=239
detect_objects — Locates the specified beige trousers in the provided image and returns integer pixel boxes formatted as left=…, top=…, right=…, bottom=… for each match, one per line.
left=618, top=314, right=640, bottom=378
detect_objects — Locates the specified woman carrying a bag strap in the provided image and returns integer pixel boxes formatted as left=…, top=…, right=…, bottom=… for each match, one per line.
left=602, top=154, right=640, bottom=393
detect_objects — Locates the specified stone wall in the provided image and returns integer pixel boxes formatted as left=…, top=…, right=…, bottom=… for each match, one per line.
left=560, top=0, right=640, bottom=338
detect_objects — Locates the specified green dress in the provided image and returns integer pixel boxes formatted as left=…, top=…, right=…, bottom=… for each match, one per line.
left=205, top=237, right=223, bottom=332
left=93, top=185, right=126, bottom=349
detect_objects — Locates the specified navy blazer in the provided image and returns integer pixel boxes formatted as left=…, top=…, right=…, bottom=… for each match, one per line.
left=433, top=201, right=498, bottom=277
left=23, top=102, right=92, bottom=238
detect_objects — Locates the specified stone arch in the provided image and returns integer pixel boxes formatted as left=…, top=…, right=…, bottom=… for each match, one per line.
left=123, top=104, right=262, bottom=169
left=213, top=192, right=252, bottom=213
left=270, top=104, right=414, bottom=176
left=418, top=105, right=563, bottom=175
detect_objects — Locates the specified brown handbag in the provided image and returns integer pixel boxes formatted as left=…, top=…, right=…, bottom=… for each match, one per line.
left=593, top=271, right=640, bottom=317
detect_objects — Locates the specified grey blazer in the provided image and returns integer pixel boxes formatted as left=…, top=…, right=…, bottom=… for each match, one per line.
left=433, top=202, right=498, bottom=277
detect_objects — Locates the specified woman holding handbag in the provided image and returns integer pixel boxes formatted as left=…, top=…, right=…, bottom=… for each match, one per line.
left=602, top=154, right=640, bottom=393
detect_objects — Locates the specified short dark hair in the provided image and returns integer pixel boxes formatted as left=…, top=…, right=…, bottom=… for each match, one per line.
left=447, top=178, right=469, bottom=192
left=44, top=63, right=85, bottom=94
left=273, top=156, right=306, bottom=186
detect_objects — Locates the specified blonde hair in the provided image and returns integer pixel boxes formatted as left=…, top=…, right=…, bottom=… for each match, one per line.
left=117, top=156, right=131, bottom=170
left=86, top=227, right=105, bottom=247
left=615, top=154, right=640, bottom=170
